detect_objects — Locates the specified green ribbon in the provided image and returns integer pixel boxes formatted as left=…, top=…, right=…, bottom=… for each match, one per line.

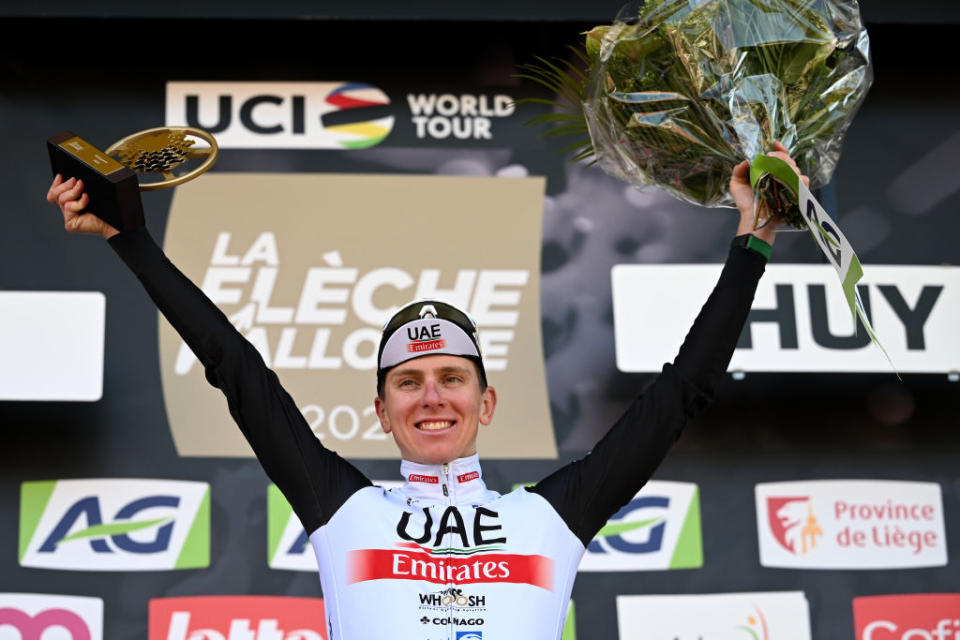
left=749, top=154, right=896, bottom=373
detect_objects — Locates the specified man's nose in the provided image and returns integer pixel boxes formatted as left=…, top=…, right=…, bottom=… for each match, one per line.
left=421, top=379, right=444, bottom=405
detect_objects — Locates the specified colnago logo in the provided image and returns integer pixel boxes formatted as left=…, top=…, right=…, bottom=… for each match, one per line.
left=166, top=82, right=393, bottom=149
left=853, top=594, right=960, bottom=640
left=149, top=596, right=326, bottom=640
left=612, top=265, right=960, bottom=373
left=19, top=479, right=210, bottom=571
left=348, top=506, right=554, bottom=590
left=579, top=480, right=702, bottom=571
left=407, top=93, right=515, bottom=140
left=0, top=593, right=103, bottom=639
left=268, top=482, right=402, bottom=571
left=160, top=173, right=555, bottom=459
left=766, top=497, right=823, bottom=555
left=615, top=591, right=811, bottom=640
left=755, top=481, right=947, bottom=569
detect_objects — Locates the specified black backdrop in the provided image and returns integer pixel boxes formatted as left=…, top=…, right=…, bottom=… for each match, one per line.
left=1, top=10, right=958, bottom=640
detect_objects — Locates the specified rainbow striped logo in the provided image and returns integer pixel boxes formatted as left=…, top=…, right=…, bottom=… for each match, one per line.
left=322, top=83, right=394, bottom=149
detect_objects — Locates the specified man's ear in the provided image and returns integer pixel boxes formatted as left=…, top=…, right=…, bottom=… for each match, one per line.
left=479, top=386, right=497, bottom=426
left=374, top=396, right=392, bottom=434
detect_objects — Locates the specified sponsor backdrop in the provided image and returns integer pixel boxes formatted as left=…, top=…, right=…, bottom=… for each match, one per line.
left=1, top=12, right=958, bottom=640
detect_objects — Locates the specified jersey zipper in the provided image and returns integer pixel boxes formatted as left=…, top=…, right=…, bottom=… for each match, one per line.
left=442, top=461, right=454, bottom=640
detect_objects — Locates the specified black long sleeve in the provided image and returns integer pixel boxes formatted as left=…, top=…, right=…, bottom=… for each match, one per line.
left=529, top=235, right=767, bottom=546
left=109, top=227, right=371, bottom=534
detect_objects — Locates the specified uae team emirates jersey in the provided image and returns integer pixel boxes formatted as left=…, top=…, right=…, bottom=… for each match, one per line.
left=110, top=227, right=767, bottom=640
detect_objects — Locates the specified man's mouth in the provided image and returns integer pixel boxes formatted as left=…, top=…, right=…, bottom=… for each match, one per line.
left=417, top=420, right=455, bottom=431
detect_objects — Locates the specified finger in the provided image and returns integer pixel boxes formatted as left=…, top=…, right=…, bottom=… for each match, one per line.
left=46, top=174, right=64, bottom=203
left=64, top=192, right=89, bottom=213
left=772, top=141, right=789, bottom=154
left=730, top=160, right=750, bottom=182
left=802, top=175, right=810, bottom=188
left=49, top=176, right=77, bottom=203
left=57, top=179, right=84, bottom=207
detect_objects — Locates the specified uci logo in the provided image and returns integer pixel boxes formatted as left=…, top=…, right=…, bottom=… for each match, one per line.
left=588, top=496, right=669, bottom=554
left=20, top=479, right=210, bottom=571
left=166, top=81, right=394, bottom=149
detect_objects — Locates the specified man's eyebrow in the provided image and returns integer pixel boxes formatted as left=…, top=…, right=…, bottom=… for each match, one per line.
left=438, top=365, right=473, bottom=375
left=390, top=368, right=424, bottom=379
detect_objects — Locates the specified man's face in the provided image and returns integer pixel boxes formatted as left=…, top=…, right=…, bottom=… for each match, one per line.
left=374, top=354, right=497, bottom=465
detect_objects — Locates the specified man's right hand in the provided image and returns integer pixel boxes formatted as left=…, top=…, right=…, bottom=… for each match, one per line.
left=46, top=174, right=119, bottom=239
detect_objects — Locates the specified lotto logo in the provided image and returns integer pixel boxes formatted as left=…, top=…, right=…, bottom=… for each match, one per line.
left=149, top=596, right=326, bottom=640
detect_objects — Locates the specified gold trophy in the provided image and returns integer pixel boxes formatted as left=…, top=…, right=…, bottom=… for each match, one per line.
left=47, top=127, right=219, bottom=231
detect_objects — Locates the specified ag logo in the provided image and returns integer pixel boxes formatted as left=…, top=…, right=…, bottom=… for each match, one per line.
left=268, top=482, right=402, bottom=571
left=579, top=481, right=702, bottom=571
left=0, top=593, right=103, bottom=640
left=166, top=81, right=394, bottom=149
left=19, top=479, right=210, bottom=571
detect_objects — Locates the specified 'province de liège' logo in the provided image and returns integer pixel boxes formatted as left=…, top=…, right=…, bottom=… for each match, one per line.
left=755, top=480, right=947, bottom=569
left=19, top=479, right=209, bottom=571
left=159, top=173, right=556, bottom=459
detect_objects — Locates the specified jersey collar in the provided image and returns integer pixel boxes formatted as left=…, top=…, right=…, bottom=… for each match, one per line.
left=399, top=453, right=488, bottom=504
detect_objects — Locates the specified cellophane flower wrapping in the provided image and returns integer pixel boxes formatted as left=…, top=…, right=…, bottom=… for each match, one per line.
left=582, top=0, right=871, bottom=224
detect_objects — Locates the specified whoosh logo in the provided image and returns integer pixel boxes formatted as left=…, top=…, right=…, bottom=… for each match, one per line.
left=853, top=594, right=960, bottom=640
left=767, top=497, right=823, bottom=555
left=0, top=594, right=103, bottom=640
left=166, top=81, right=393, bottom=149
left=579, top=481, right=703, bottom=571
left=149, top=596, right=326, bottom=640
left=19, top=479, right=210, bottom=571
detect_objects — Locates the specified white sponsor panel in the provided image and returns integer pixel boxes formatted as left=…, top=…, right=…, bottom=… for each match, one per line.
left=20, top=479, right=210, bottom=571
left=755, top=480, right=947, bottom=569
left=578, top=481, right=702, bottom=571
left=0, top=593, right=103, bottom=639
left=612, top=264, right=959, bottom=373
left=0, top=291, right=105, bottom=401
left=268, top=481, right=402, bottom=571
left=616, top=591, right=810, bottom=640
left=166, top=82, right=393, bottom=149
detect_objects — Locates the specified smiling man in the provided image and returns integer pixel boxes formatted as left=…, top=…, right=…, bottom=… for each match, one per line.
left=46, top=146, right=804, bottom=640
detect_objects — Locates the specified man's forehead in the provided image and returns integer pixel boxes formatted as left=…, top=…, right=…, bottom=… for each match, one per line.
left=387, top=355, right=476, bottom=377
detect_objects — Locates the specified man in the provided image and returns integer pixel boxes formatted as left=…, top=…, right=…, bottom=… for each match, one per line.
left=46, top=145, right=806, bottom=640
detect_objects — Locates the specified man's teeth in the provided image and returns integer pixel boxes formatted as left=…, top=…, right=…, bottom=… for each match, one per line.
left=418, top=421, right=453, bottom=431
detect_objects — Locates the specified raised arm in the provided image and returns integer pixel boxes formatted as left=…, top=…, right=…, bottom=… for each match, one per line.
left=46, top=176, right=371, bottom=533
left=529, top=146, right=807, bottom=547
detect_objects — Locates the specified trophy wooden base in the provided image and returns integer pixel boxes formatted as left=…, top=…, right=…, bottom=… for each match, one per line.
left=47, top=131, right=144, bottom=232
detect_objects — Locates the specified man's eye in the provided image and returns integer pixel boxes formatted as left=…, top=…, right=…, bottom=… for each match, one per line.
left=398, top=379, right=416, bottom=388
left=445, top=375, right=463, bottom=384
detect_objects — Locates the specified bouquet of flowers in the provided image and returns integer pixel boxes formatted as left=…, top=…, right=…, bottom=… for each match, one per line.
left=522, top=0, right=871, bottom=227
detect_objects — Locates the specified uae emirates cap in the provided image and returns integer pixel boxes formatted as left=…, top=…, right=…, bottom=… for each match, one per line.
left=377, top=300, right=486, bottom=393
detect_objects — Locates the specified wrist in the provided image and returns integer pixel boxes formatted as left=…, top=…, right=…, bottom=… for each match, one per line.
left=732, top=233, right=772, bottom=260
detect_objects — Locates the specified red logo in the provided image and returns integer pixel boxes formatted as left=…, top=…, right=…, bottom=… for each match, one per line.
left=149, top=596, right=326, bottom=640
left=457, top=472, right=480, bottom=483
left=767, top=496, right=822, bottom=554
left=853, top=594, right=960, bottom=640
left=408, top=339, right=445, bottom=353
left=408, top=474, right=439, bottom=484
left=348, top=542, right=554, bottom=591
